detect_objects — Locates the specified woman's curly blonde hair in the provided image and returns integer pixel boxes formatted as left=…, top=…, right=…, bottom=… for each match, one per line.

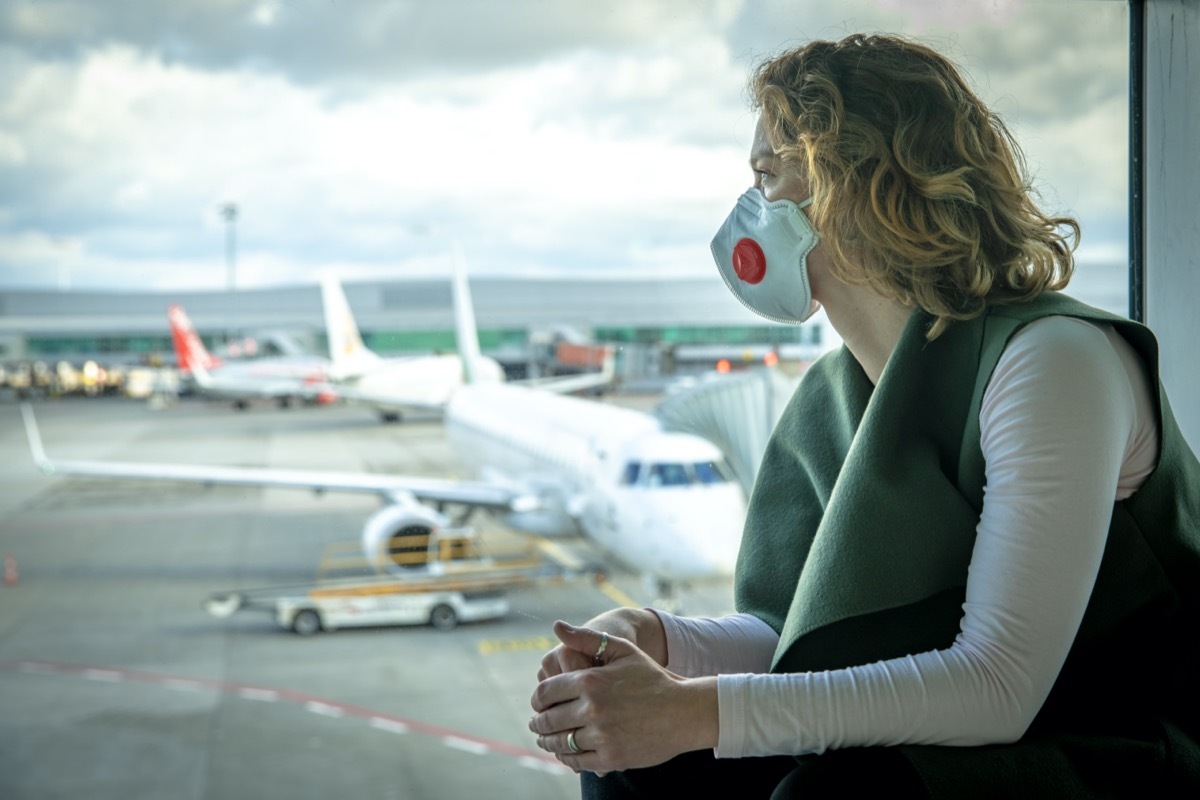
left=752, top=34, right=1078, bottom=339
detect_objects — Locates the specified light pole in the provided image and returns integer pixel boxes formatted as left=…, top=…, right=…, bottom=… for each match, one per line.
left=220, top=203, right=238, bottom=346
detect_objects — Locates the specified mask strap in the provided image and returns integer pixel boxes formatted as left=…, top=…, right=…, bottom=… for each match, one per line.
left=797, top=196, right=814, bottom=209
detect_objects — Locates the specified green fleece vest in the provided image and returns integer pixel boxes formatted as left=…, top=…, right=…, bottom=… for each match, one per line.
left=735, top=293, right=1200, bottom=795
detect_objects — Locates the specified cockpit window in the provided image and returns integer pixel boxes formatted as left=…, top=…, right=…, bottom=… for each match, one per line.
left=648, top=463, right=689, bottom=487
left=693, top=461, right=730, bottom=484
left=620, top=459, right=733, bottom=487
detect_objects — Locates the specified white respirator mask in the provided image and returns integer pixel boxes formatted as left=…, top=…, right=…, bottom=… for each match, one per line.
left=710, top=188, right=822, bottom=324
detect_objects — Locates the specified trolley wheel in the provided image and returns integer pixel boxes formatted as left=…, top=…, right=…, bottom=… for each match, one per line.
left=291, top=608, right=323, bottom=636
left=429, top=604, right=458, bottom=631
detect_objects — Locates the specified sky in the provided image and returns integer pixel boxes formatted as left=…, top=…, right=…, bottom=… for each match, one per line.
left=0, top=0, right=1130, bottom=293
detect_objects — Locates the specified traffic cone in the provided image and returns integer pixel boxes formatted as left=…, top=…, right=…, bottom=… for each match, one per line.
left=3, top=554, right=18, bottom=587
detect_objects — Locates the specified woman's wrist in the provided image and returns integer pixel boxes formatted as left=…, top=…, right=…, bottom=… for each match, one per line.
left=675, top=675, right=720, bottom=752
left=634, top=607, right=669, bottom=666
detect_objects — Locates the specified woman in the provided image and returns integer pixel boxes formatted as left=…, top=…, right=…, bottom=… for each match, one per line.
left=529, top=34, right=1200, bottom=798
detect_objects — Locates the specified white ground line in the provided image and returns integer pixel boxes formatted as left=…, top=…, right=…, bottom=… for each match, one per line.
left=443, top=736, right=489, bottom=755
left=305, top=701, right=345, bottom=718
left=518, top=755, right=572, bottom=774
left=369, top=717, right=410, bottom=734
left=5, top=662, right=562, bottom=773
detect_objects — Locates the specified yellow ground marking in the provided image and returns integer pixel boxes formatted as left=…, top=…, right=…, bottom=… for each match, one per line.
left=596, top=578, right=640, bottom=609
left=534, top=539, right=586, bottom=571
left=478, top=636, right=556, bottom=655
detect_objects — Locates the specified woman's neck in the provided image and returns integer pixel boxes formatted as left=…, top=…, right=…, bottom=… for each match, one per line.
left=822, top=283, right=913, bottom=385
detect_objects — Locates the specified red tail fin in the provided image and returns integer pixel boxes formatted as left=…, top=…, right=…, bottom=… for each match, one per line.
left=167, top=304, right=220, bottom=373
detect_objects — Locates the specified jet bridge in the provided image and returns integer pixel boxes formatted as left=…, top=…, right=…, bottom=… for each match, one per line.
left=654, top=367, right=800, bottom=495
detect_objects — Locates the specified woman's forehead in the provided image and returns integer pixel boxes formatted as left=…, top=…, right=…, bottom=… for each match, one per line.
left=750, top=118, right=776, bottom=161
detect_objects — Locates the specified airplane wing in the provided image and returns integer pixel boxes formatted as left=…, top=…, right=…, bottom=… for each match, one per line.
left=517, top=345, right=617, bottom=395
left=518, top=369, right=613, bottom=395
left=20, top=404, right=528, bottom=512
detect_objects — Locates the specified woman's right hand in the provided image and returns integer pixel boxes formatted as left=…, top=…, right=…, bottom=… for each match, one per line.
left=536, top=607, right=668, bottom=680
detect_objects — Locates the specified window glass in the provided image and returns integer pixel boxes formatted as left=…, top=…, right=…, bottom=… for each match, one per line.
left=648, top=463, right=691, bottom=487
left=0, top=3, right=1129, bottom=799
left=693, top=461, right=730, bottom=484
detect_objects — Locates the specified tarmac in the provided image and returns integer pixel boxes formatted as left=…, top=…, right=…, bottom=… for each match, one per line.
left=0, top=394, right=736, bottom=800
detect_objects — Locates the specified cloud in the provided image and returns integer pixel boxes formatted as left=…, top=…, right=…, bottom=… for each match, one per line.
left=1, top=0, right=745, bottom=84
left=0, top=0, right=1132, bottom=293
left=872, top=0, right=1025, bottom=30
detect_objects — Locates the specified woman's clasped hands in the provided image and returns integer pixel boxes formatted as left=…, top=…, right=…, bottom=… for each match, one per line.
left=528, top=617, right=719, bottom=776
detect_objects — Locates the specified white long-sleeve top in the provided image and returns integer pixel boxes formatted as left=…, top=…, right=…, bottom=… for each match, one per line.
left=657, top=316, right=1160, bottom=758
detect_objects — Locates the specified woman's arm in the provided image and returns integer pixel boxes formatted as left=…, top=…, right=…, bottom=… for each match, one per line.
left=659, top=611, right=779, bottom=677
left=715, top=316, right=1155, bottom=757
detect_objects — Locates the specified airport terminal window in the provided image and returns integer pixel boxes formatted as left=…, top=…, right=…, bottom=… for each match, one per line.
left=0, top=4, right=1131, bottom=798
left=594, top=325, right=817, bottom=348
left=367, top=328, right=526, bottom=355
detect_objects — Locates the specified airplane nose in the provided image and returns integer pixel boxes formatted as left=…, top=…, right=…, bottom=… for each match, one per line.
left=658, top=491, right=745, bottom=578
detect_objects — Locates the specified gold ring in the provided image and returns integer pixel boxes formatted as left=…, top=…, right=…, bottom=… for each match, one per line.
left=567, top=729, right=582, bottom=754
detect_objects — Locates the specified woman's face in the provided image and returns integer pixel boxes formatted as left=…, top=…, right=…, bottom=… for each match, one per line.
left=748, top=119, right=834, bottom=301
left=749, top=119, right=809, bottom=204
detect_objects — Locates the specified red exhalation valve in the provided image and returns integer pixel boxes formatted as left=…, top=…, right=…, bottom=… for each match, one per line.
left=732, top=238, right=767, bottom=284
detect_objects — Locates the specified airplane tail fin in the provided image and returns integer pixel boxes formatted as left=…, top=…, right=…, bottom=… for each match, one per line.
left=451, top=244, right=498, bottom=385
left=167, top=304, right=218, bottom=384
left=321, top=276, right=381, bottom=379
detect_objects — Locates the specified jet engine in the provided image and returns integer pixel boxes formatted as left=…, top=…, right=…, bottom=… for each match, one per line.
left=361, top=502, right=449, bottom=573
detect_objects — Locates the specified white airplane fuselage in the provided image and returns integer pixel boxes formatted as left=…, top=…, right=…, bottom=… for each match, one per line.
left=330, top=353, right=505, bottom=413
left=333, top=354, right=464, bottom=409
left=446, top=383, right=746, bottom=582
left=168, top=303, right=331, bottom=406
left=194, top=356, right=330, bottom=401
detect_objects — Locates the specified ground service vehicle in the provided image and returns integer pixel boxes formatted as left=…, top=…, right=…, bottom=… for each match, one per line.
left=205, top=531, right=568, bottom=635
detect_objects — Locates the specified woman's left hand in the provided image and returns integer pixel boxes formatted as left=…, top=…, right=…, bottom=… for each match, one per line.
left=528, top=620, right=718, bottom=775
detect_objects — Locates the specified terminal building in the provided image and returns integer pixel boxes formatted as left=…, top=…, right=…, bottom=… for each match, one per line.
left=0, top=275, right=834, bottom=385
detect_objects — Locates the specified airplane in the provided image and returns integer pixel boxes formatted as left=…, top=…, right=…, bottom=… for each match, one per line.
left=22, top=260, right=747, bottom=598
left=319, top=274, right=502, bottom=423
left=168, top=303, right=334, bottom=410
left=439, top=262, right=746, bottom=589
left=319, top=272, right=616, bottom=422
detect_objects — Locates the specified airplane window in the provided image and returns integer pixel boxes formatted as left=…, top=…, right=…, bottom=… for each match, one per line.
left=648, top=463, right=691, bottom=487
left=692, top=461, right=730, bottom=484
left=621, top=461, right=642, bottom=485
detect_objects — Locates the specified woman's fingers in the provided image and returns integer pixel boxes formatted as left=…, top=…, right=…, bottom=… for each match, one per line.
left=529, top=696, right=582, bottom=736
left=535, top=727, right=588, bottom=755
left=551, top=620, right=632, bottom=666
left=537, top=643, right=593, bottom=682
left=531, top=666, right=583, bottom=713
left=536, top=725, right=613, bottom=777
left=535, top=620, right=632, bottom=685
